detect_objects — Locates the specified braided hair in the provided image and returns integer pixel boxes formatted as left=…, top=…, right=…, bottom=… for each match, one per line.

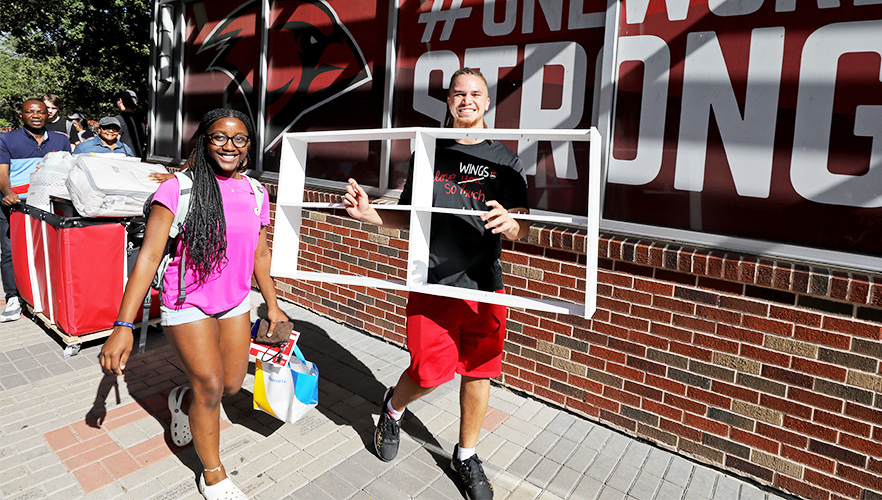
left=182, top=108, right=254, bottom=285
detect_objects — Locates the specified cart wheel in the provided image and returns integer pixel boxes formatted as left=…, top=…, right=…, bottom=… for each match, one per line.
left=63, top=344, right=81, bottom=359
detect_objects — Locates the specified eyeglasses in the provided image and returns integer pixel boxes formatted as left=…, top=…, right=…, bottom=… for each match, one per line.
left=207, top=133, right=249, bottom=148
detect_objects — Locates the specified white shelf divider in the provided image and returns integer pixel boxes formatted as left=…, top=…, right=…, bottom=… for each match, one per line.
left=272, top=127, right=601, bottom=318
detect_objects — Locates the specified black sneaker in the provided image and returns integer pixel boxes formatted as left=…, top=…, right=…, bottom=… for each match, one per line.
left=450, top=444, right=494, bottom=500
left=374, top=386, right=400, bottom=462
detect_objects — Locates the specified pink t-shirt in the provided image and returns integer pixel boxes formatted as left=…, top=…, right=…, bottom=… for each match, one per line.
left=152, top=174, right=271, bottom=313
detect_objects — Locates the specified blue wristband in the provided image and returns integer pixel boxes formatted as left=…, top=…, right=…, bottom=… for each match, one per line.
left=114, top=321, right=135, bottom=329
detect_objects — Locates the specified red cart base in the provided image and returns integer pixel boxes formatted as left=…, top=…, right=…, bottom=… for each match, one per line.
left=10, top=203, right=160, bottom=338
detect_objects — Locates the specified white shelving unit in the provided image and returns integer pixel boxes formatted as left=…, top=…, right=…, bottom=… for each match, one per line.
left=271, top=127, right=601, bottom=318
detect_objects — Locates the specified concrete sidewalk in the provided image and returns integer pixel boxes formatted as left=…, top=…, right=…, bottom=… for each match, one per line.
left=0, top=293, right=795, bottom=500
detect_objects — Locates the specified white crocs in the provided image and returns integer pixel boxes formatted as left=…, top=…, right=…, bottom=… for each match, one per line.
left=199, top=474, right=248, bottom=500
left=168, top=386, right=192, bottom=447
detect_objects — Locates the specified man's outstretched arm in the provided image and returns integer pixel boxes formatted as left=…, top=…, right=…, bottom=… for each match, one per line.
left=343, top=178, right=410, bottom=229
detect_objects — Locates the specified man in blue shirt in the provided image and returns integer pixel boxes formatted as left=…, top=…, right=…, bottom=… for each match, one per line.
left=0, top=99, right=71, bottom=322
left=73, top=117, right=135, bottom=156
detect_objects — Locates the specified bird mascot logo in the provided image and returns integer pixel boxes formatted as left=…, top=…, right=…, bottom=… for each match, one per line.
left=199, top=0, right=372, bottom=151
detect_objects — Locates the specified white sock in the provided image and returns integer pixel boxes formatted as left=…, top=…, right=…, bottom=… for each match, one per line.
left=457, top=446, right=476, bottom=461
left=385, top=400, right=404, bottom=421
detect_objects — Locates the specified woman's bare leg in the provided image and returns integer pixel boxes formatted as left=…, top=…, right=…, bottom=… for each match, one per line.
left=165, top=312, right=250, bottom=486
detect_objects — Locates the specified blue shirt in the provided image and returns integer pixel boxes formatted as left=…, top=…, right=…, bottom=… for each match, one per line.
left=0, top=128, right=71, bottom=197
left=73, top=136, right=135, bottom=156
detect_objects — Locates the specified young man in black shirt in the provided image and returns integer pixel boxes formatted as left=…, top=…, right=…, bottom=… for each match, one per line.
left=42, top=94, right=77, bottom=145
left=113, top=90, right=147, bottom=158
left=345, top=68, right=529, bottom=500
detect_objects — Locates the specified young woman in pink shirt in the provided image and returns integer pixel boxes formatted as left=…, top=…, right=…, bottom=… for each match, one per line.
left=100, top=108, right=287, bottom=500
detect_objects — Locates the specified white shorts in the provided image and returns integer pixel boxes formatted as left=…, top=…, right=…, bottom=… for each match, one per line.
left=160, top=295, right=251, bottom=327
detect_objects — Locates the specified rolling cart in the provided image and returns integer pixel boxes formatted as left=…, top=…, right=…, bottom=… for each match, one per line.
left=9, top=203, right=160, bottom=357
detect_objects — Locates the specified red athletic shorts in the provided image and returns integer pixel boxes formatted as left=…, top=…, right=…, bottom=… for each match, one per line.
left=405, top=291, right=507, bottom=387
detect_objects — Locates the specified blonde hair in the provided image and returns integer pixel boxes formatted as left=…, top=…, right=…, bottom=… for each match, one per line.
left=443, top=68, right=489, bottom=128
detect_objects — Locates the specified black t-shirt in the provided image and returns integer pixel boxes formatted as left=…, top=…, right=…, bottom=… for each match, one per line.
left=115, top=111, right=146, bottom=158
left=399, top=139, right=529, bottom=291
left=45, top=119, right=76, bottom=144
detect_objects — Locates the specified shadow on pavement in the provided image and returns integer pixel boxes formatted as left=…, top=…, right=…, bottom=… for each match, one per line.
left=85, top=330, right=203, bottom=476
left=82, top=302, right=455, bottom=482
left=252, top=302, right=451, bottom=469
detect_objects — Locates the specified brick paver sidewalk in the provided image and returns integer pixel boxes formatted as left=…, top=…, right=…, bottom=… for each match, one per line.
left=0, top=293, right=794, bottom=500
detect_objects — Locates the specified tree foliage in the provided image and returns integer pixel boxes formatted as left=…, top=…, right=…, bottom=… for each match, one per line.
left=0, top=0, right=151, bottom=127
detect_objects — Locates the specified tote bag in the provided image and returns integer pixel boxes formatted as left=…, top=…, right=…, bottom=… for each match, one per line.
left=253, top=345, right=318, bottom=423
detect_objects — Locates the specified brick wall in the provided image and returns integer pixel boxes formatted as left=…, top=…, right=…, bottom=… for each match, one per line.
left=265, top=187, right=882, bottom=500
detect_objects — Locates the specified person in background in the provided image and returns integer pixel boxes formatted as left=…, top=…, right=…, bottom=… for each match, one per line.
left=100, top=108, right=287, bottom=500
left=0, top=99, right=71, bottom=322
left=87, top=119, right=100, bottom=136
left=73, top=117, right=134, bottom=156
left=114, top=90, right=146, bottom=158
left=68, top=113, right=94, bottom=145
left=41, top=94, right=77, bottom=145
left=344, top=68, right=530, bottom=500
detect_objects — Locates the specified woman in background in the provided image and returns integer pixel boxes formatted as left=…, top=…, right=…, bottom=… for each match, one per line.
left=68, top=113, right=93, bottom=145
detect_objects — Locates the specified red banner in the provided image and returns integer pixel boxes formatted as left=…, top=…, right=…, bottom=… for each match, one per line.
left=181, top=0, right=262, bottom=150
left=393, top=0, right=606, bottom=214
left=180, top=0, right=389, bottom=176
left=607, top=0, right=882, bottom=258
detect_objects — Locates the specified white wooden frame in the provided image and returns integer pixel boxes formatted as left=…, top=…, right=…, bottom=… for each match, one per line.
left=271, top=127, right=601, bottom=318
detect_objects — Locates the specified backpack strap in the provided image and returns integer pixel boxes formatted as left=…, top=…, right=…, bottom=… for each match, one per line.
left=243, top=174, right=265, bottom=218
left=169, top=171, right=193, bottom=239
left=139, top=171, right=193, bottom=353
left=150, top=171, right=192, bottom=303
left=173, top=172, right=193, bottom=303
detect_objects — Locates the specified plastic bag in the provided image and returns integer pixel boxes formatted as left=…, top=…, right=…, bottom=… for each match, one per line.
left=253, top=345, right=319, bottom=424
left=26, top=151, right=75, bottom=210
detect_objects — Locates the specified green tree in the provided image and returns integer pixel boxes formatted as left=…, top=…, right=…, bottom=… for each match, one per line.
left=0, top=0, right=151, bottom=127
left=0, top=38, right=66, bottom=127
